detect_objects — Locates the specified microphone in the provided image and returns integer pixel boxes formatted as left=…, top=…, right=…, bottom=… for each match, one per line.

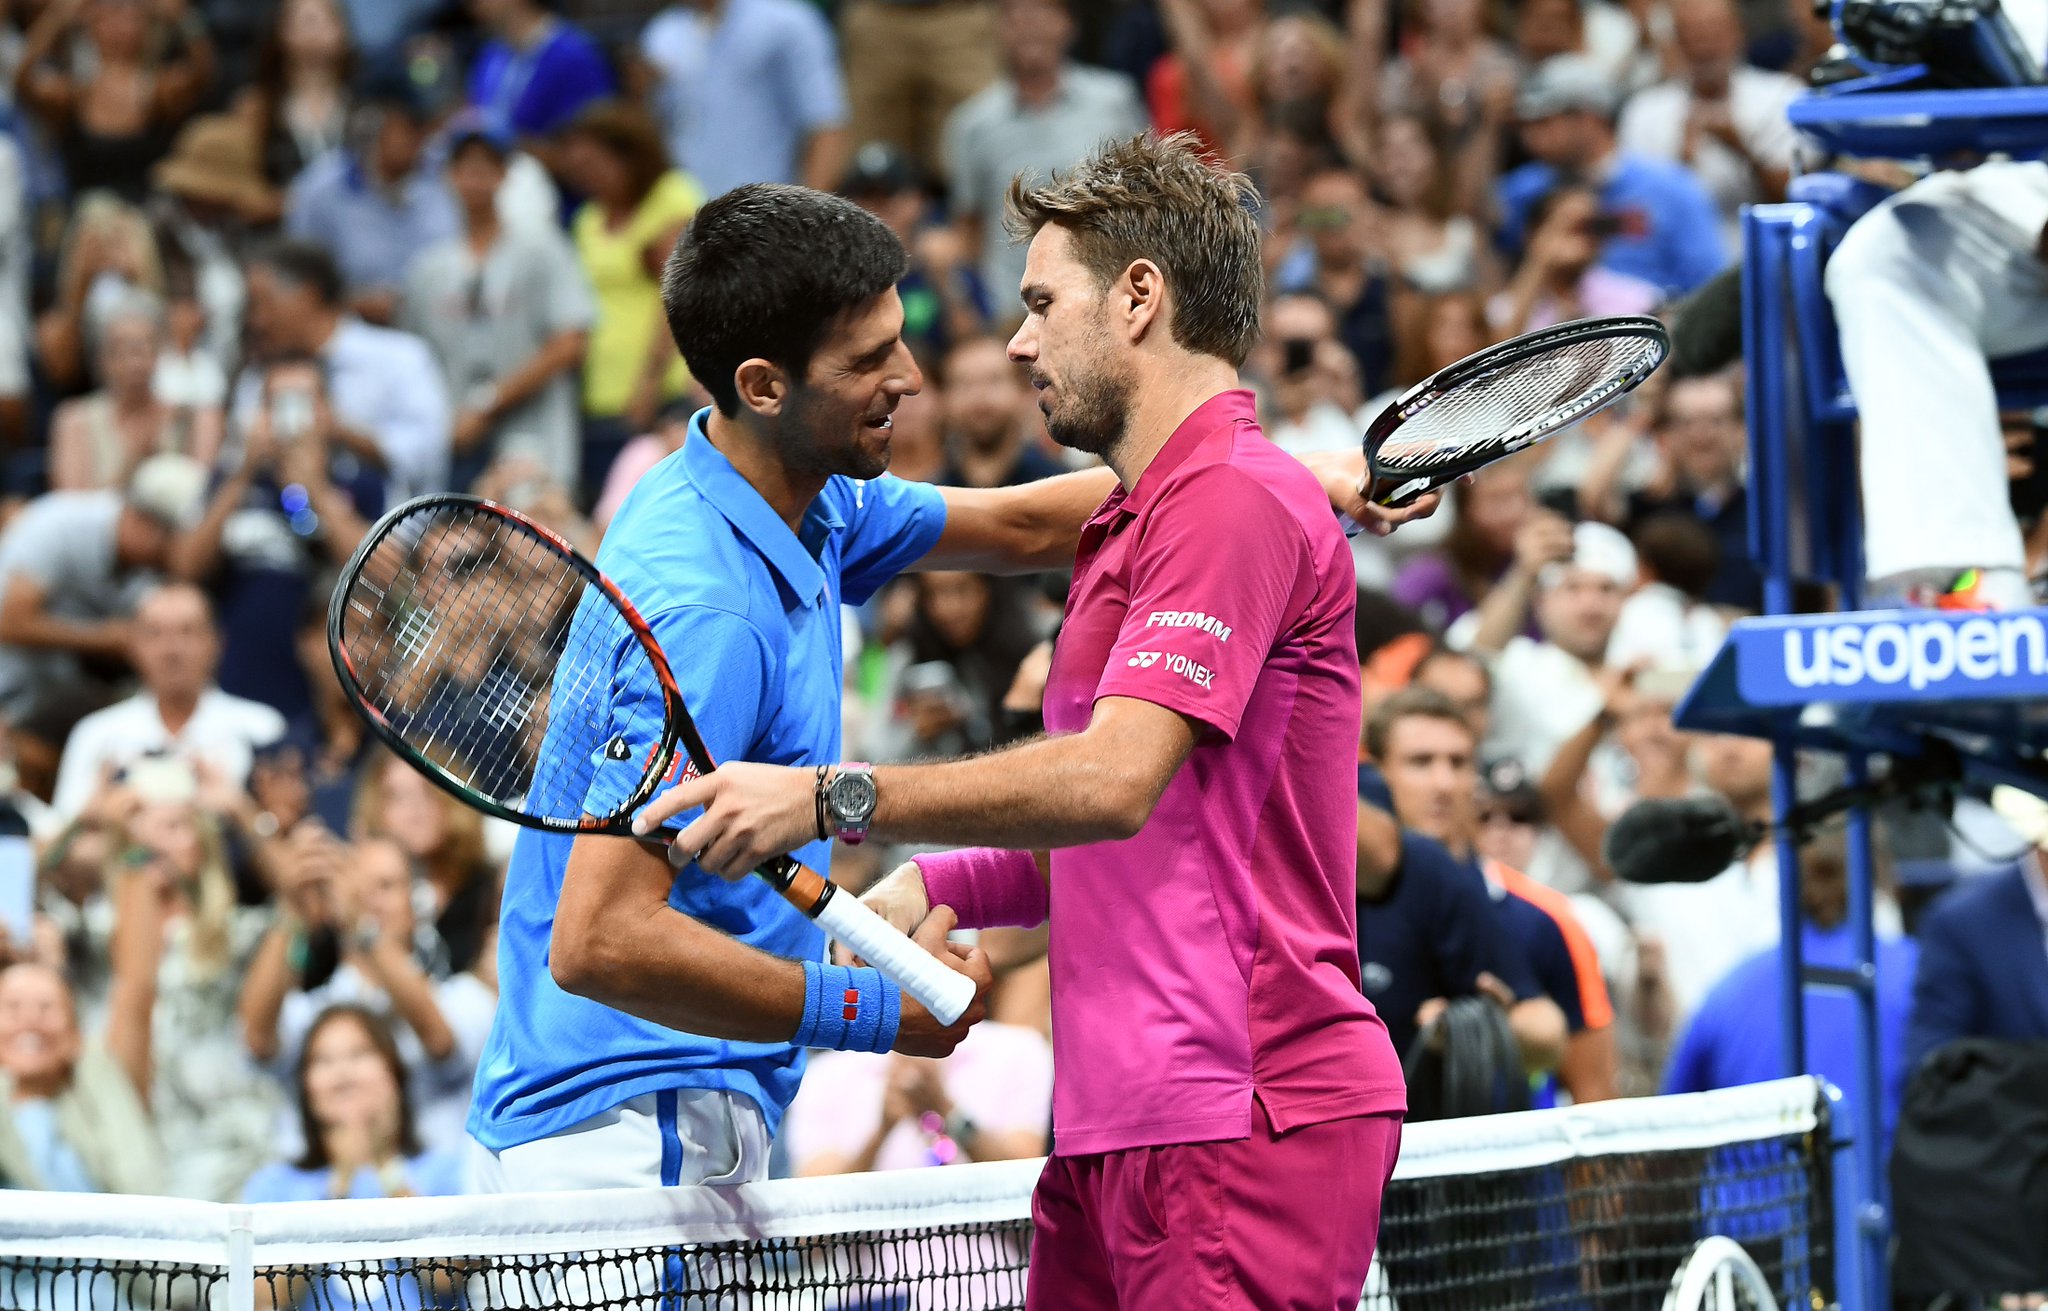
left=1603, top=795, right=1762, bottom=885
left=1666, top=266, right=1743, bottom=379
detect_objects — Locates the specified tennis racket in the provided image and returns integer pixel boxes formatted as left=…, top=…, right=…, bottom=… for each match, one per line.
left=1349, top=314, right=1670, bottom=516
left=327, top=493, right=976, bottom=1025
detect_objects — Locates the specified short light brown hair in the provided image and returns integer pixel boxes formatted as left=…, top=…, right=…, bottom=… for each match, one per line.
left=1005, top=132, right=1264, bottom=367
left=1365, top=684, right=1476, bottom=762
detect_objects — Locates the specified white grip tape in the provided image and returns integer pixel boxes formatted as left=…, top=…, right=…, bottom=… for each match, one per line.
left=815, top=892, right=976, bottom=1025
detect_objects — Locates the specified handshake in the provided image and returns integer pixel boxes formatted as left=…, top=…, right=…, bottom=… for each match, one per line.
left=840, top=860, right=999, bottom=1061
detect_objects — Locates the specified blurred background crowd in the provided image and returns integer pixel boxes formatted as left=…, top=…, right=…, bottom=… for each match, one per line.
left=0, top=0, right=2022, bottom=1216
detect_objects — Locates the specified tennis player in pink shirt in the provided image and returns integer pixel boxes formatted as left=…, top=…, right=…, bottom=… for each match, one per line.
left=639, top=133, right=1409, bottom=1308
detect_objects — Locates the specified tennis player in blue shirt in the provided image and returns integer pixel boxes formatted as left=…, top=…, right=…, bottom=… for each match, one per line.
left=467, top=181, right=1436, bottom=1194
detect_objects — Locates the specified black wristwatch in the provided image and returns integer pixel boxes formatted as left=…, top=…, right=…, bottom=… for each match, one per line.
left=825, top=763, right=877, bottom=845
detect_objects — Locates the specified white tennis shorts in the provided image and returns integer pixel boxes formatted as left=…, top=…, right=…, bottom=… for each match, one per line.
left=467, top=1088, right=772, bottom=1193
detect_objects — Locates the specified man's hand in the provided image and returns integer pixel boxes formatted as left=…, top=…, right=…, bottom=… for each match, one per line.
left=1511, top=510, right=1575, bottom=579
left=1299, top=446, right=1446, bottom=538
left=635, top=761, right=815, bottom=877
left=452, top=409, right=493, bottom=455
left=891, top=905, right=991, bottom=1058
left=863, top=860, right=933, bottom=937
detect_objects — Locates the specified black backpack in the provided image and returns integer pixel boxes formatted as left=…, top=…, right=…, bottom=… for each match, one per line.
left=1891, top=1039, right=2048, bottom=1299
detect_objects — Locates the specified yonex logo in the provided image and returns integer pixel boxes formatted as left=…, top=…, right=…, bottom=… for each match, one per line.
left=1128, top=650, right=1214, bottom=688
left=1145, top=610, right=1232, bottom=642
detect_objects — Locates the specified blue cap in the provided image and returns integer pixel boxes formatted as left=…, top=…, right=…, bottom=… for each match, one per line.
left=443, top=109, right=513, bottom=160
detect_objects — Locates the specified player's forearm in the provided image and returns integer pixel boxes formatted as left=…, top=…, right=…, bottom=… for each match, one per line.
left=926, top=470, right=1116, bottom=574
left=553, top=839, right=806, bottom=1042
left=874, top=737, right=1150, bottom=847
left=1466, top=566, right=1538, bottom=656
left=490, top=330, right=588, bottom=415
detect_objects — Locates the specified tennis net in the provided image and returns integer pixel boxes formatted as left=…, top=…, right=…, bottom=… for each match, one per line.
left=0, top=1076, right=1831, bottom=1311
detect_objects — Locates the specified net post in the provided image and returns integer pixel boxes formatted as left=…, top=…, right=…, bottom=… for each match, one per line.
left=226, top=1205, right=255, bottom=1311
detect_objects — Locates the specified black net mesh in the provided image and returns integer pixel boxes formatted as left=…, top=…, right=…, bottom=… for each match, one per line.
left=0, top=1125, right=1826, bottom=1311
left=333, top=500, right=658, bottom=824
left=1374, top=329, right=1668, bottom=475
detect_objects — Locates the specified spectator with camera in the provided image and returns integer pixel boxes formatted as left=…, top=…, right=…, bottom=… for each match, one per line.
left=48, top=288, right=222, bottom=493
left=50, top=582, right=284, bottom=821
left=1489, top=183, right=1662, bottom=338
left=240, top=835, right=495, bottom=1155
left=231, top=239, right=449, bottom=502
left=1498, top=54, right=1727, bottom=298
left=183, top=350, right=378, bottom=723
left=1616, top=0, right=1803, bottom=247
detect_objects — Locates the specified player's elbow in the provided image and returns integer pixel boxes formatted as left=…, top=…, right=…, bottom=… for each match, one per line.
left=1088, top=775, right=1164, bottom=842
left=550, top=911, right=620, bottom=1002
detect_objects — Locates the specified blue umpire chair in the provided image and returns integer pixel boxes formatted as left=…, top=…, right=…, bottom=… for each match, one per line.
left=1676, top=71, right=2048, bottom=1311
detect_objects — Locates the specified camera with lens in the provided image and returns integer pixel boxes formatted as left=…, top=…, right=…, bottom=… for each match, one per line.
left=1824, top=0, right=2044, bottom=87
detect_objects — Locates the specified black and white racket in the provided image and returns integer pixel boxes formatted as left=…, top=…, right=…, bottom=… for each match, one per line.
left=1351, top=314, right=1670, bottom=514
left=328, top=494, right=975, bottom=1024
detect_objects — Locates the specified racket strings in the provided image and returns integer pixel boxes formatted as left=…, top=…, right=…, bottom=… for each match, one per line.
left=1374, top=331, right=1664, bottom=472
left=336, top=504, right=642, bottom=818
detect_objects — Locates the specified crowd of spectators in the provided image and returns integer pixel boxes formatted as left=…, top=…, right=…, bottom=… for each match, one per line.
left=0, top=0, right=2028, bottom=1225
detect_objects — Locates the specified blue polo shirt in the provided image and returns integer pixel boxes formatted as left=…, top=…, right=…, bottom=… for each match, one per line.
left=1496, top=153, right=1728, bottom=295
left=468, top=412, right=947, bottom=1151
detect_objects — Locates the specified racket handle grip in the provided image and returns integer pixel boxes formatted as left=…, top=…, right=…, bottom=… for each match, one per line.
left=814, top=889, right=977, bottom=1026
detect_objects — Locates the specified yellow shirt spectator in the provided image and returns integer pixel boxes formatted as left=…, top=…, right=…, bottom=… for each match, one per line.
left=574, top=168, right=703, bottom=417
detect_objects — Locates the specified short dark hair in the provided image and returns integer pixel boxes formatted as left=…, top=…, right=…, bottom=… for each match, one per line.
left=1005, top=132, right=1265, bottom=368
left=1365, top=685, right=1475, bottom=762
left=1632, top=512, right=1720, bottom=601
left=246, top=239, right=343, bottom=309
left=1413, top=644, right=1494, bottom=701
left=661, top=184, right=909, bottom=417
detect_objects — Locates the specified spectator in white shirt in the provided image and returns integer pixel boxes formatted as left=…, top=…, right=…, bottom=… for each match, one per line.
left=1616, top=0, right=1803, bottom=249
left=235, top=240, right=451, bottom=501
left=52, top=583, right=284, bottom=820
left=1453, top=516, right=1636, bottom=778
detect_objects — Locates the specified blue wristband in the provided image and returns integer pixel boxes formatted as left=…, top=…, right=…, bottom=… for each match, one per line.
left=793, top=960, right=902, bottom=1054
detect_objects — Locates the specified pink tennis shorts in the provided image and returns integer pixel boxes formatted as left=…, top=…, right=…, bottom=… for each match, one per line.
left=1025, top=1109, right=1403, bottom=1309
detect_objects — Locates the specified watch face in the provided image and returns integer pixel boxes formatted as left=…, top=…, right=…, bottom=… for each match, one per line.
left=831, top=771, right=878, bottom=821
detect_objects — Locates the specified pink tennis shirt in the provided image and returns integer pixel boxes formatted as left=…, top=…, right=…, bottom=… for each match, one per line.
left=1039, top=389, right=1405, bottom=1156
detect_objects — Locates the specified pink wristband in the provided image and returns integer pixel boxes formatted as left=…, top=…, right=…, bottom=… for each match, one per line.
left=915, top=848, right=1048, bottom=930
